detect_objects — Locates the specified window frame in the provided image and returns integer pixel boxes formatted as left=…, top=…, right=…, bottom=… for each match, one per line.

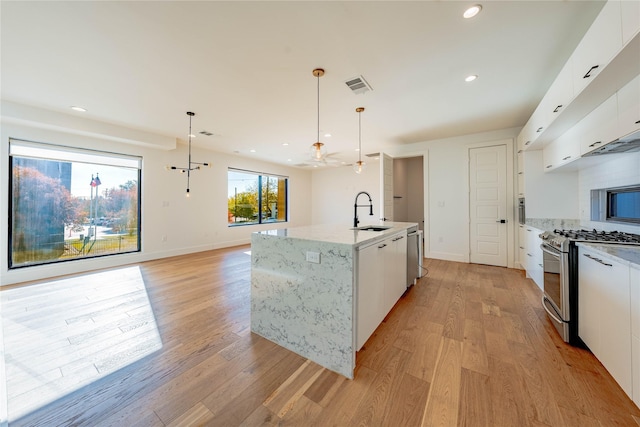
left=8, top=138, right=142, bottom=269
left=227, top=168, right=288, bottom=227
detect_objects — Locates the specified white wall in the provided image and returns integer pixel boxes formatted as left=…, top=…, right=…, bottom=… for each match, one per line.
left=311, top=162, right=381, bottom=226
left=579, top=152, right=640, bottom=233
left=1, top=118, right=312, bottom=286
left=391, top=128, right=520, bottom=265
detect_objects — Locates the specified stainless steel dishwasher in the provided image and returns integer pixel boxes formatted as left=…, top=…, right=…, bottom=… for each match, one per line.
left=406, top=225, right=422, bottom=287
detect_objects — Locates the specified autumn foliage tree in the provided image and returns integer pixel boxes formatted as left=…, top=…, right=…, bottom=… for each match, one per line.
left=12, top=165, right=84, bottom=262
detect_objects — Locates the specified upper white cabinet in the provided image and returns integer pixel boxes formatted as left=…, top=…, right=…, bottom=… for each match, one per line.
left=572, top=1, right=623, bottom=95
left=617, top=74, right=640, bottom=138
left=621, top=0, right=640, bottom=45
left=543, top=123, right=580, bottom=171
left=542, top=59, right=575, bottom=127
left=579, top=93, right=619, bottom=156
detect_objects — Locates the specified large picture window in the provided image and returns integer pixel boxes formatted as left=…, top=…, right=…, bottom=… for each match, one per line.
left=9, top=139, right=141, bottom=269
left=228, top=168, right=287, bottom=226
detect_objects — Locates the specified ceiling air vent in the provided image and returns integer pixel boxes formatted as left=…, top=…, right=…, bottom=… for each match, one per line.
left=199, top=130, right=214, bottom=136
left=365, top=152, right=380, bottom=158
left=345, top=75, right=373, bottom=95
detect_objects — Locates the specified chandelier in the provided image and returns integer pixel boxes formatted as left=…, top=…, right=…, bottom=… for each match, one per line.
left=310, top=68, right=327, bottom=161
left=166, top=111, right=210, bottom=197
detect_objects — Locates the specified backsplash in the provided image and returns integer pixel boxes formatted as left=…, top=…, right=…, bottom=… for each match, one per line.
left=579, top=152, right=640, bottom=233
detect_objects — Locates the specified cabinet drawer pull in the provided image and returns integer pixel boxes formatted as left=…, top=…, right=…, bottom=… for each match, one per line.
left=517, top=149, right=523, bottom=154
left=553, top=105, right=563, bottom=113
left=378, top=244, right=387, bottom=249
left=583, top=253, right=612, bottom=267
left=546, top=164, right=553, bottom=169
left=588, top=141, right=602, bottom=148
left=392, top=236, right=404, bottom=241
left=527, top=253, right=532, bottom=257
left=518, top=171, right=524, bottom=175
left=583, top=65, right=599, bottom=79
left=635, top=120, right=640, bottom=124
left=525, top=140, right=531, bottom=146
left=562, top=156, right=571, bottom=161
left=519, top=246, right=524, bottom=250
left=536, top=127, right=544, bottom=133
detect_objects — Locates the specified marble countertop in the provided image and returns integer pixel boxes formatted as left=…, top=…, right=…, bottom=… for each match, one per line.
left=254, top=221, right=418, bottom=248
left=525, top=218, right=582, bottom=232
left=576, top=242, right=640, bottom=269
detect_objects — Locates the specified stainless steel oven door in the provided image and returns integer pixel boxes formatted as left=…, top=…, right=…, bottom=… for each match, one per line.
left=540, top=243, right=570, bottom=341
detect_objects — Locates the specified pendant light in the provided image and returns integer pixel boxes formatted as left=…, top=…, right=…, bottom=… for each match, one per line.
left=166, top=111, right=211, bottom=197
left=353, top=107, right=366, bottom=174
left=310, top=68, right=327, bottom=161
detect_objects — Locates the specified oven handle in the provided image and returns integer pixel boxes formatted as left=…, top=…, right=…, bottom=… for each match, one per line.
left=542, top=295, right=565, bottom=324
left=540, top=244, right=561, bottom=257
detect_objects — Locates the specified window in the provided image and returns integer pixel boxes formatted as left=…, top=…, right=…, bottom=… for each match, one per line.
left=227, top=168, right=287, bottom=226
left=9, top=139, right=141, bottom=269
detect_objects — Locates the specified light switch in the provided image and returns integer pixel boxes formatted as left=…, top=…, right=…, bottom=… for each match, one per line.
left=306, top=251, right=321, bottom=264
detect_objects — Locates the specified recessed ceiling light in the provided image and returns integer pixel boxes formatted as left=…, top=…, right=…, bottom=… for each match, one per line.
left=355, top=148, right=360, bottom=152
left=324, top=133, right=332, bottom=138
left=465, top=75, right=478, bottom=82
left=287, top=159, right=292, bottom=162
left=250, top=149, right=256, bottom=153
left=463, top=4, right=482, bottom=19
left=282, top=143, right=289, bottom=146
left=70, top=106, right=87, bottom=112
left=188, top=134, right=196, bottom=138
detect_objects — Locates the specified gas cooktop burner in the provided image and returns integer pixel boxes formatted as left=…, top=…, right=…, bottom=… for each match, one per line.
left=552, top=229, right=640, bottom=244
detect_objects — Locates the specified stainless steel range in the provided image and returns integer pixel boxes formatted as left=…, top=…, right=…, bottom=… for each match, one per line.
left=539, top=229, right=640, bottom=346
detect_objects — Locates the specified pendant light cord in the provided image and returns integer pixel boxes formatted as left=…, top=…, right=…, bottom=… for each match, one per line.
left=358, top=110, right=362, bottom=163
left=317, top=73, right=320, bottom=143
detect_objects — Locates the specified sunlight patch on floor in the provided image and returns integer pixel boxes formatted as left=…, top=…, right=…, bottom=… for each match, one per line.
left=244, top=251, right=251, bottom=256
left=1, top=266, right=162, bottom=422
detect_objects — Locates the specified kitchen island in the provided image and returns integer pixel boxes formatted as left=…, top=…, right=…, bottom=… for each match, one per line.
left=250, top=222, right=418, bottom=378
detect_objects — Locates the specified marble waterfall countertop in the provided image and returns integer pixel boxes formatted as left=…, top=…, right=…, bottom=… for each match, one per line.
left=250, top=221, right=417, bottom=379
left=576, top=242, right=640, bottom=269
left=525, top=218, right=582, bottom=232
left=254, top=221, right=418, bottom=247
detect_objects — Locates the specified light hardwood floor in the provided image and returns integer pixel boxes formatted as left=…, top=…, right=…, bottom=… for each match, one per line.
left=2, top=245, right=640, bottom=426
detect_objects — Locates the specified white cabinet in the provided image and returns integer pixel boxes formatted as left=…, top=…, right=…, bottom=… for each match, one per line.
left=631, top=267, right=640, bottom=407
left=518, top=225, right=527, bottom=270
left=525, top=226, right=543, bottom=290
left=542, top=59, right=574, bottom=126
left=356, top=231, right=408, bottom=350
left=383, top=233, right=407, bottom=315
left=543, top=122, right=580, bottom=171
left=572, top=0, right=623, bottom=95
left=617, top=74, right=640, bottom=139
left=579, top=93, right=619, bottom=155
left=356, top=240, right=385, bottom=350
left=621, top=0, right=640, bottom=45
left=578, top=246, right=632, bottom=397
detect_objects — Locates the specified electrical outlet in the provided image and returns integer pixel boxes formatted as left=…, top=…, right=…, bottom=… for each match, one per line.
left=306, top=251, right=321, bottom=264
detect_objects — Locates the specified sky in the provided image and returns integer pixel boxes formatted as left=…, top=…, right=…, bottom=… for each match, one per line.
left=71, top=163, right=137, bottom=199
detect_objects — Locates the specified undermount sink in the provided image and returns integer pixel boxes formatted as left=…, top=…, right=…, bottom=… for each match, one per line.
left=353, top=226, right=391, bottom=232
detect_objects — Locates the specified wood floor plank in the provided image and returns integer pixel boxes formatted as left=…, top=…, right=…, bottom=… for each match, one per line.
left=420, top=337, right=463, bottom=427
left=4, top=247, right=640, bottom=426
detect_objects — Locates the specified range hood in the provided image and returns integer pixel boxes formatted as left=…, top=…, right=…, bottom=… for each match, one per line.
left=583, top=128, right=640, bottom=156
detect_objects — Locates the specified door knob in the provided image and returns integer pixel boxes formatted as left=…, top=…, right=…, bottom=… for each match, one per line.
left=496, top=219, right=507, bottom=223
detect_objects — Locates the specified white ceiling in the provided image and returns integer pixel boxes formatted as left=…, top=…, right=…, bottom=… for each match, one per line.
left=1, top=1, right=605, bottom=167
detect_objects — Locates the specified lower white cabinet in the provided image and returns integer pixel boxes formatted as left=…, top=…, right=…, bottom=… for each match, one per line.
left=525, top=226, right=543, bottom=290
left=578, top=246, right=632, bottom=397
left=356, top=231, right=407, bottom=350
left=631, top=267, right=640, bottom=407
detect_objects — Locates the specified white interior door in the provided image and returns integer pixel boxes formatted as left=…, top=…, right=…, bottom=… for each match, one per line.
left=469, top=145, right=507, bottom=267
left=380, top=153, right=394, bottom=221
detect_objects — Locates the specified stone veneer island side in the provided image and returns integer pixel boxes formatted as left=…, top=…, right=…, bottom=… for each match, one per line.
left=250, top=222, right=417, bottom=379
